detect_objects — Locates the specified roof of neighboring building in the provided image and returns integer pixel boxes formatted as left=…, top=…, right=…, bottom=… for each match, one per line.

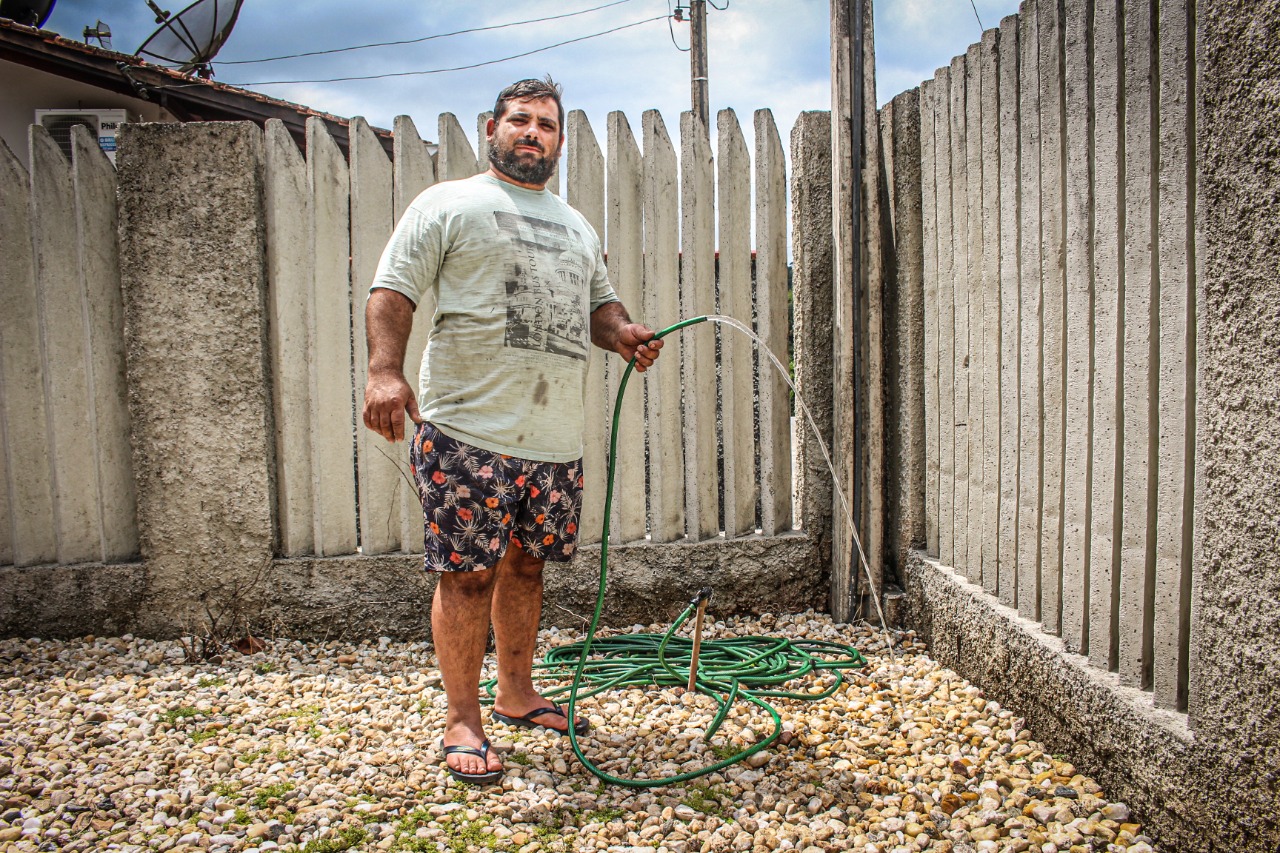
left=0, top=17, right=395, bottom=154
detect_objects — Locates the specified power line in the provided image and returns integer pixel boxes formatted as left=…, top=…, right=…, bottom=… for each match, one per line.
left=219, top=0, right=642, bottom=65
left=666, top=0, right=689, bottom=51
left=967, top=0, right=985, bottom=30
left=223, top=16, right=669, bottom=86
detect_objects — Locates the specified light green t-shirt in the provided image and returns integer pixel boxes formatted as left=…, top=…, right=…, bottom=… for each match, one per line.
left=371, top=173, right=618, bottom=462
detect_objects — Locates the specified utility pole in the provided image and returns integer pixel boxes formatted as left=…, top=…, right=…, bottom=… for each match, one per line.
left=689, top=0, right=709, bottom=128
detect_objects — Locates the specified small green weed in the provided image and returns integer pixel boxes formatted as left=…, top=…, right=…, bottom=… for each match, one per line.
left=160, top=706, right=198, bottom=724
left=190, top=730, right=217, bottom=745
left=252, top=781, right=295, bottom=809
left=506, top=751, right=531, bottom=766
left=239, top=747, right=268, bottom=763
left=196, top=675, right=226, bottom=688
left=439, top=814, right=498, bottom=853
left=301, top=826, right=368, bottom=852
left=212, top=781, right=241, bottom=797
left=232, top=807, right=250, bottom=825
left=709, top=743, right=740, bottom=761
left=254, top=661, right=277, bottom=674
left=681, top=783, right=729, bottom=819
left=583, top=806, right=625, bottom=824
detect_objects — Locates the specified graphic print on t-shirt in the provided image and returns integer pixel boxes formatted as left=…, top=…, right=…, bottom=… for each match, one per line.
left=495, top=210, right=588, bottom=361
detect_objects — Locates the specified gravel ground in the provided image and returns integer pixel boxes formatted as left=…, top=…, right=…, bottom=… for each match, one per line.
left=0, top=611, right=1159, bottom=853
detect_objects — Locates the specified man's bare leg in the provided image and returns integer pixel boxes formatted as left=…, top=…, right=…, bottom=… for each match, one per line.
left=490, top=546, right=574, bottom=732
left=433, top=570, right=503, bottom=776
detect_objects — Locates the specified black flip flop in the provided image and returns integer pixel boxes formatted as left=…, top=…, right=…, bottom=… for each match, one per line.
left=491, top=704, right=590, bottom=736
left=438, top=738, right=503, bottom=785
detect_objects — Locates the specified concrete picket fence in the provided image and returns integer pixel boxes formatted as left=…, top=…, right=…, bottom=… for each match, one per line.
left=262, top=107, right=796, bottom=562
left=0, top=108, right=834, bottom=638
left=883, top=0, right=1198, bottom=712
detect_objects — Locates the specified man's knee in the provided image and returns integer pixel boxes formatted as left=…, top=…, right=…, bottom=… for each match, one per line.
left=501, top=546, right=546, bottom=579
left=438, top=568, right=498, bottom=599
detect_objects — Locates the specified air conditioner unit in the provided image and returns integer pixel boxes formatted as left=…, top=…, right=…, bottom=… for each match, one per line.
left=34, top=108, right=132, bottom=166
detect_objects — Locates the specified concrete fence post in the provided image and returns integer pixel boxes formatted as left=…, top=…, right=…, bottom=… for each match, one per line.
left=116, top=121, right=276, bottom=635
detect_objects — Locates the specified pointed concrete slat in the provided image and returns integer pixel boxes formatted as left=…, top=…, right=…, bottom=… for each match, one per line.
left=1119, top=0, right=1157, bottom=688
left=392, top=114, right=436, bottom=553
left=679, top=112, right=719, bottom=542
left=997, top=15, right=1022, bottom=609
left=1089, top=0, right=1124, bottom=669
left=1037, top=0, right=1067, bottom=637
left=438, top=113, right=478, bottom=182
left=605, top=112, right=647, bottom=544
left=935, top=65, right=957, bottom=570
left=1017, top=1, right=1044, bottom=621
left=265, top=119, right=316, bottom=558
left=950, top=54, right=972, bottom=581
left=566, top=110, right=607, bottom=547
left=979, top=29, right=1003, bottom=597
left=31, top=125, right=101, bottom=565
left=1153, top=0, right=1194, bottom=710
left=307, top=117, right=358, bottom=557
left=756, top=109, right=793, bottom=538
left=641, top=110, right=684, bottom=544
left=0, top=137, right=55, bottom=566
left=72, top=126, right=138, bottom=564
left=920, top=79, right=941, bottom=558
left=350, top=116, right=400, bottom=556
left=717, top=109, right=757, bottom=539
left=965, top=42, right=986, bottom=587
left=1062, top=0, right=1094, bottom=654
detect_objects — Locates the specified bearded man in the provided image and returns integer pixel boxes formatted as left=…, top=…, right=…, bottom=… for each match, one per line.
left=361, top=77, right=661, bottom=785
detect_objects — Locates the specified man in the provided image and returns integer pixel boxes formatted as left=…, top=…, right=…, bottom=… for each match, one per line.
left=362, top=77, right=662, bottom=785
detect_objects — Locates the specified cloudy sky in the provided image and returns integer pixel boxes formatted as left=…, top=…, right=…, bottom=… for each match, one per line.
left=44, top=0, right=1021, bottom=150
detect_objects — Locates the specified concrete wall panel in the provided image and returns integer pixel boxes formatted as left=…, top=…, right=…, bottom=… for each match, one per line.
left=0, top=139, right=55, bottom=567
left=935, top=66, right=957, bottom=571
left=964, top=44, right=985, bottom=587
left=978, top=30, right=1002, bottom=598
left=30, top=127, right=101, bottom=565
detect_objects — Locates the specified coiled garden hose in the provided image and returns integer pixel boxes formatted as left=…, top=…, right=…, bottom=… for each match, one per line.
left=482, top=315, right=891, bottom=788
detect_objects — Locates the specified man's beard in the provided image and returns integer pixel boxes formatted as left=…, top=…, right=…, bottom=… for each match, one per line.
left=489, top=137, right=557, bottom=186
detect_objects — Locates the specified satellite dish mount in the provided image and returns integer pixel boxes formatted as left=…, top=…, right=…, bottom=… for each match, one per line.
left=134, top=0, right=243, bottom=79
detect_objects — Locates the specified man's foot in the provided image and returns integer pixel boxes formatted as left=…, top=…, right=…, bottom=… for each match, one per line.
left=492, top=693, right=589, bottom=736
left=440, top=723, right=503, bottom=781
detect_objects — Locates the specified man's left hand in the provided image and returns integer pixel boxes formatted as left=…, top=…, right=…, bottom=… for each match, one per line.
left=615, top=323, right=663, bottom=372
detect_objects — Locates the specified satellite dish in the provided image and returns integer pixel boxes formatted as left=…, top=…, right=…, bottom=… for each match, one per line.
left=0, top=0, right=56, bottom=28
left=135, top=0, right=243, bottom=78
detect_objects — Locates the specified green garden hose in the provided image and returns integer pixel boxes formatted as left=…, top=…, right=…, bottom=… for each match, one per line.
left=482, top=315, right=884, bottom=788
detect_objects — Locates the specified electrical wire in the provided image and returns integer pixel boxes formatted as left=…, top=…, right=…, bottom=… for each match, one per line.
left=218, top=0, right=642, bottom=65
left=666, top=0, right=690, bottom=51
left=967, top=0, right=985, bottom=30
left=223, top=16, right=669, bottom=86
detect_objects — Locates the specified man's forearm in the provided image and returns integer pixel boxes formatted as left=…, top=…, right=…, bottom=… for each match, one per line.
left=590, top=300, right=632, bottom=354
left=366, top=288, right=416, bottom=374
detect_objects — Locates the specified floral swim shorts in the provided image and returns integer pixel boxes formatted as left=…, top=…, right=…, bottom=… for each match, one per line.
left=409, top=421, right=584, bottom=571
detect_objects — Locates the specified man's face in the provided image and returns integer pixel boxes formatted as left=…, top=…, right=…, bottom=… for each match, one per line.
left=487, top=96, right=563, bottom=188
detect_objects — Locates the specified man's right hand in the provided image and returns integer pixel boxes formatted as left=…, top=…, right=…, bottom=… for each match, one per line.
left=363, top=369, right=424, bottom=443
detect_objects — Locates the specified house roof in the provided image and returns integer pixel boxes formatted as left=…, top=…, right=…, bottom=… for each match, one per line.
left=0, top=17, right=395, bottom=154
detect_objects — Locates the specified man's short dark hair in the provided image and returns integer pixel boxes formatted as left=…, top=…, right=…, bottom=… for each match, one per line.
left=494, top=76, right=565, bottom=133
